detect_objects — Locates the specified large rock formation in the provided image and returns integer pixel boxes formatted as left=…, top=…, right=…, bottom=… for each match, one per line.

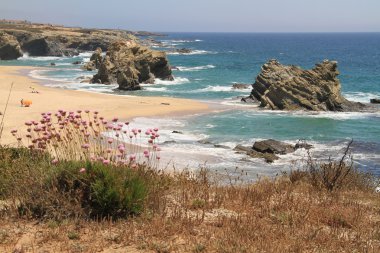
left=0, top=20, right=139, bottom=59
left=0, top=32, right=23, bottom=60
left=249, top=60, right=364, bottom=111
left=91, top=41, right=173, bottom=90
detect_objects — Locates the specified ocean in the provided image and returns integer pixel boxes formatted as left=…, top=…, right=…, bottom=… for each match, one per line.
left=1, top=33, right=380, bottom=177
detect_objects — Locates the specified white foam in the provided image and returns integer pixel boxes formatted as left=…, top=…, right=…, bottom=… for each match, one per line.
left=176, top=65, right=215, bottom=72
left=196, top=85, right=251, bottom=92
left=343, top=91, right=380, bottom=103
left=289, top=111, right=380, bottom=120
left=78, top=52, right=93, bottom=57
left=153, top=77, right=190, bottom=85
left=145, top=87, right=167, bottom=92
left=55, top=62, right=73, bottom=66
left=167, top=50, right=217, bottom=55
left=18, top=55, right=65, bottom=61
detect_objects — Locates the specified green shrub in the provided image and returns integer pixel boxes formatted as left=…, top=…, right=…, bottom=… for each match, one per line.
left=0, top=146, right=149, bottom=220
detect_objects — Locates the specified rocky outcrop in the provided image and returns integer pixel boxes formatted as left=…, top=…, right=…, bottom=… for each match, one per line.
left=232, top=83, right=250, bottom=90
left=0, top=21, right=137, bottom=58
left=82, top=47, right=103, bottom=71
left=0, top=32, right=23, bottom=60
left=234, top=139, right=313, bottom=163
left=91, top=41, right=173, bottom=90
left=252, top=139, right=295, bottom=154
left=249, top=60, right=365, bottom=111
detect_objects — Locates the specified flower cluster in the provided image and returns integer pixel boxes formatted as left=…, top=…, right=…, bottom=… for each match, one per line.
left=12, top=110, right=162, bottom=169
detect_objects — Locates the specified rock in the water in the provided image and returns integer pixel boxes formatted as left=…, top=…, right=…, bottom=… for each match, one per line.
left=0, top=32, right=23, bottom=60
left=252, top=139, right=295, bottom=155
left=175, top=48, right=192, bottom=54
left=50, top=62, right=56, bottom=66
left=249, top=59, right=365, bottom=111
left=241, top=96, right=257, bottom=103
left=214, top=144, right=230, bottom=149
left=370, top=99, right=380, bottom=104
left=91, top=40, right=173, bottom=90
left=232, top=83, right=250, bottom=90
left=83, top=48, right=103, bottom=71
left=234, top=145, right=279, bottom=163
left=72, top=61, right=82, bottom=65
left=294, top=142, right=313, bottom=150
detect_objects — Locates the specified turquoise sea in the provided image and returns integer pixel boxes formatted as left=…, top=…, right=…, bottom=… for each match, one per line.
left=1, top=33, right=380, bottom=177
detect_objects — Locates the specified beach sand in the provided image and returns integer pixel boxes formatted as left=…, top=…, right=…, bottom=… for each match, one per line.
left=0, top=66, right=209, bottom=145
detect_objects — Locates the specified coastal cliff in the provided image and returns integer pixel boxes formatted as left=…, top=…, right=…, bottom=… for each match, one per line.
left=249, top=60, right=365, bottom=111
left=91, top=41, right=173, bottom=90
left=0, top=20, right=161, bottom=58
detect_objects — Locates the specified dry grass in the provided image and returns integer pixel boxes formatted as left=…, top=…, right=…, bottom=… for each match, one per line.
left=1, top=145, right=380, bottom=252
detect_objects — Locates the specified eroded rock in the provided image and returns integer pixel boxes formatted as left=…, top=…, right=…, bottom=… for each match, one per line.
left=0, top=32, right=23, bottom=60
left=249, top=60, right=365, bottom=111
left=91, top=41, right=173, bottom=90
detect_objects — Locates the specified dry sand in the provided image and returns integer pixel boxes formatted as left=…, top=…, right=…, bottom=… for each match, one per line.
left=0, top=66, right=209, bottom=145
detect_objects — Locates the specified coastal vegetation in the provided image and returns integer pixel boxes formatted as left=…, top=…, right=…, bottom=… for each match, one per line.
left=1, top=19, right=379, bottom=253
left=1, top=110, right=379, bottom=252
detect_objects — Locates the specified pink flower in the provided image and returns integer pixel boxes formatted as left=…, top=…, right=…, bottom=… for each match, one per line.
left=77, top=110, right=82, bottom=113
left=112, top=117, right=118, bottom=122
left=143, top=150, right=149, bottom=155
left=103, top=159, right=110, bottom=165
left=82, top=143, right=90, bottom=149
left=94, top=111, right=99, bottom=115
left=79, top=168, right=86, bottom=173
left=107, top=138, right=113, bottom=144
left=125, top=122, right=129, bottom=125
left=52, top=159, right=59, bottom=165
left=154, top=128, right=159, bottom=132
left=85, top=110, right=90, bottom=113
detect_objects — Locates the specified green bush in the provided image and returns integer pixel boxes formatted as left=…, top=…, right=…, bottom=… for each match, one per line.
left=0, top=146, right=149, bottom=220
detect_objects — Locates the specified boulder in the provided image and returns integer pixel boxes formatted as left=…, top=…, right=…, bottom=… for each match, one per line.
left=90, top=47, right=103, bottom=68
left=91, top=40, right=173, bottom=90
left=232, top=83, right=250, bottom=90
left=370, top=99, right=380, bottom=104
left=294, top=142, right=313, bottom=150
left=252, top=139, right=295, bottom=155
left=249, top=60, right=365, bottom=111
left=176, top=48, right=192, bottom=54
left=82, top=61, right=96, bottom=71
left=234, top=145, right=279, bottom=163
left=0, top=32, right=23, bottom=60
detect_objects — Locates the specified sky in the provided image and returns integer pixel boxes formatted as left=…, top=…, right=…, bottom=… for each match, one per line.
left=1, top=0, right=379, bottom=32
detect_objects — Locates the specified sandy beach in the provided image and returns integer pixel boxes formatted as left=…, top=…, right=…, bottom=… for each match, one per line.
left=0, top=66, right=209, bottom=145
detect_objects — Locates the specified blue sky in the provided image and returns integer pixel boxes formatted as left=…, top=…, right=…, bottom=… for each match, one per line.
left=1, top=0, right=379, bottom=32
